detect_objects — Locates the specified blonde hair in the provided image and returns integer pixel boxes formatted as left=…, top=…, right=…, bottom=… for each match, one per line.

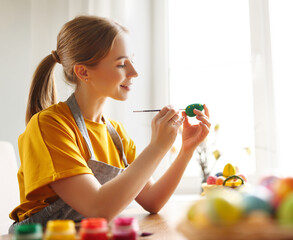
left=25, top=15, right=128, bottom=124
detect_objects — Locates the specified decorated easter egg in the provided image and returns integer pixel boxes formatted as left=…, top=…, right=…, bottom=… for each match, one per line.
left=277, top=193, right=293, bottom=227
left=215, top=172, right=223, bottom=177
left=223, top=163, right=236, bottom=177
left=207, top=176, right=217, bottom=185
left=238, top=174, right=247, bottom=182
left=187, top=198, right=211, bottom=229
left=185, top=103, right=204, bottom=117
left=273, top=177, right=293, bottom=203
left=216, top=176, right=225, bottom=186
left=207, top=190, right=243, bottom=226
left=223, top=175, right=244, bottom=188
left=243, top=194, right=273, bottom=215
left=259, top=175, right=280, bottom=191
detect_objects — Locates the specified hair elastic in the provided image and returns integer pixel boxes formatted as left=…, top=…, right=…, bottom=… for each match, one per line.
left=51, top=50, right=61, bottom=64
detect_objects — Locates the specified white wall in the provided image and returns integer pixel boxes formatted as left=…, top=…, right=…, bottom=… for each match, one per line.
left=0, top=0, right=154, bottom=165
left=0, top=0, right=31, bottom=164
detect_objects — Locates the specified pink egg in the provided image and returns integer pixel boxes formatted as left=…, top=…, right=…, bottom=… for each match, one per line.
left=207, top=176, right=217, bottom=185
left=238, top=174, right=247, bottom=182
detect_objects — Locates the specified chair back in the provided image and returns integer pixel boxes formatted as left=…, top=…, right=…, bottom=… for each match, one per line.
left=0, top=141, right=19, bottom=234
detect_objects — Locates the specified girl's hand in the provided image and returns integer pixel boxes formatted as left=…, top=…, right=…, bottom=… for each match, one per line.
left=150, top=105, right=185, bottom=153
left=181, top=104, right=211, bottom=154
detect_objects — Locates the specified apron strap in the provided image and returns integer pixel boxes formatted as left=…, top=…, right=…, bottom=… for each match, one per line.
left=104, top=118, right=128, bottom=167
left=66, top=94, right=128, bottom=167
left=66, top=94, right=95, bottom=160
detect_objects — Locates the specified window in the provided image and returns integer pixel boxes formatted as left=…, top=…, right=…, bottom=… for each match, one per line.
left=151, top=0, right=292, bottom=193
left=269, top=0, right=293, bottom=174
left=168, top=0, right=255, bottom=182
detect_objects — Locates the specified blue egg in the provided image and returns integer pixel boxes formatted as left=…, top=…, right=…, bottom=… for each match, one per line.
left=243, top=194, right=273, bottom=215
left=215, top=172, right=223, bottom=177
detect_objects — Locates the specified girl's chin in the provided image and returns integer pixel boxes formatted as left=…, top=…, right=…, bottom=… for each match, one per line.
left=113, top=95, right=129, bottom=101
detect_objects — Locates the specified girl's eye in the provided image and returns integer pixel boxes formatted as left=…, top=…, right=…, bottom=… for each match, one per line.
left=117, top=64, right=126, bottom=68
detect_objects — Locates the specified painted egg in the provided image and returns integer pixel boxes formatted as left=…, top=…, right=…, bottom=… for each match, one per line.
left=223, top=163, right=236, bottom=177
left=207, top=190, right=243, bottom=226
left=215, top=172, right=223, bottom=177
left=223, top=175, right=244, bottom=188
left=216, top=176, right=225, bottom=186
left=238, top=174, right=247, bottom=182
left=187, top=198, right=211, bottom=229
left=185, top=103, right=204, bottom=117
left=243, top=194, right=273, bottom=215
left=207, top=176, right=217, bottom=185
left=259, top=175, right=280, bottom=192
left=277, top=193, right=293, bottom=226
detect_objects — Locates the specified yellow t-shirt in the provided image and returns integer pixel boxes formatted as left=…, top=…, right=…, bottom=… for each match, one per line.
left=10, top=102, right=136, bottom=222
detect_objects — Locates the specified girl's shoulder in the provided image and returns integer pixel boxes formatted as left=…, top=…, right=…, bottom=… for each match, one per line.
left=27, top=102, right=75, bottom=131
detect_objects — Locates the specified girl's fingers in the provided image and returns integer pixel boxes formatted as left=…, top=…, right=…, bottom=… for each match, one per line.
left=172, top=116, right=185, bottom=128
left=203, top=104, right=210, bottom=118
left=196, top=115, right=211, bottom=129
left=163, top=108, right=180, bottom=124
left=182, top=111, right=191, bottom=127
left=193, top=108, right=204, bottom=116
left=199, top=122, right=210, bottom=136
left=170, top=114, right=180, bottom=122
left=152, top=105, right=172, bottom=122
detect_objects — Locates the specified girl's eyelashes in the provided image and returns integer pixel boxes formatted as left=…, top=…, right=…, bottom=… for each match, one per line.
left=117, top=64, right=126, bottom=68
left=117, top=59, right=134, bottom=68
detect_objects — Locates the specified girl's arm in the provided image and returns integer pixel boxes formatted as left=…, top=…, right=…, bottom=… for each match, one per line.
left=50, top=106, right=184, bottom=221
left=135, top=105, right=210, bottom=213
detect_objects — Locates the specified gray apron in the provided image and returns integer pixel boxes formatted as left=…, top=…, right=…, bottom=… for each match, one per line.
left=9, top=94, right=129, bottom=233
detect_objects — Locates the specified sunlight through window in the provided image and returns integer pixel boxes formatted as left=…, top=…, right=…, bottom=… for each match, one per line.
left=168, top=0, right=255, bottom=177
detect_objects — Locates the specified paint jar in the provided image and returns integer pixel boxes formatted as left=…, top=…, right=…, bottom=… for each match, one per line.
left=44, top=220, right=76, bottom=240
left=79, top=218, right=108, bottom=240
left=13, top=223, right=43, bottom=240
left=112, top=217, right=139, bottom=240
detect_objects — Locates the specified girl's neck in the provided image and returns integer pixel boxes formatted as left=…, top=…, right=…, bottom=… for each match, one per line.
left=74, top=90, right=106, bottom=123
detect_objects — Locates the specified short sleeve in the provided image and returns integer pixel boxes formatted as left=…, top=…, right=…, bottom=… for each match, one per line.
left=19, top=111, right=93, bottom=200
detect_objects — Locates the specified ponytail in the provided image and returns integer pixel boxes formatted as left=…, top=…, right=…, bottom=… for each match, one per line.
left=25, top=54, right=57, bottom=125
left=25, top=15, right=128, bottom=125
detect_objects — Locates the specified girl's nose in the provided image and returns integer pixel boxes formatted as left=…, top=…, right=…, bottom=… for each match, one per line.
left=127, top=62, right=138, bottom=78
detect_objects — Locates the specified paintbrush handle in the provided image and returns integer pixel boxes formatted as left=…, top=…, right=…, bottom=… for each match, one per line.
left=133, top=109, right=185, bottom=113
left=133, top=109, right=161, bottom=112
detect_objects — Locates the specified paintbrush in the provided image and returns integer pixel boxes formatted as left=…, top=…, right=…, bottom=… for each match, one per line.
left=133, top=103, right=204, bottom=117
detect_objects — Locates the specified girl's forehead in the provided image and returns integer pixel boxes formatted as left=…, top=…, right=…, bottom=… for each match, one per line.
left=109, top=33, right=132, bottom=58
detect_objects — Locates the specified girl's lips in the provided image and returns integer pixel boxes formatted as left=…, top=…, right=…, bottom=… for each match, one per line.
left=120, top=83, right=132, bottom=90
left=120, top=85, right=131, bottom=90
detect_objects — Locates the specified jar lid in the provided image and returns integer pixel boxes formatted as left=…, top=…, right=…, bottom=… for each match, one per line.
left=114, top=217, right=136, bottom=227
left=14, top=223, right=43, bottom=234
left=46, top=220, right=75, bottom=233
left=81, top=218, right=108, bottom=229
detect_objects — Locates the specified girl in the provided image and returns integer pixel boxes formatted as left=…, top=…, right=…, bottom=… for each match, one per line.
left=9, top=15, right=210, bottom=232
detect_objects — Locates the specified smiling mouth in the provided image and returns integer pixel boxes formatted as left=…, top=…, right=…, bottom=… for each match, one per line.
left=120, top=84, right=132, bottom=90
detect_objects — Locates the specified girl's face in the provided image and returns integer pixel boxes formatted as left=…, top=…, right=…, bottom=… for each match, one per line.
left=87, top=33, right=138, bottom=101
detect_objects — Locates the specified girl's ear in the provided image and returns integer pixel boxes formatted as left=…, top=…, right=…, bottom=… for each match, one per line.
left=73, top=64, right=89, bottom=83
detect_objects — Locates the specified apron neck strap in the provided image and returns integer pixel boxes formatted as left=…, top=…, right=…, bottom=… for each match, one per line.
left=66, top=93, right=128, bottom=167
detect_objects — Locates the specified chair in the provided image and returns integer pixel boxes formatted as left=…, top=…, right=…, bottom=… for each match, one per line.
left=0, top=141, right=19, bottom=234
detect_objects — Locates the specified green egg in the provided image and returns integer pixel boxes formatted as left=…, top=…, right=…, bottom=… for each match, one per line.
left=277, top=193, right=293, bottom=227
left=185, top=103, right=204, bottom=117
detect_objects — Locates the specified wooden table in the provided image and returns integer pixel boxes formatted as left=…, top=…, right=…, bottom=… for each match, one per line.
left=0, top=195, right=198, bottom=240
left=121, top=195, right=198, bottom=239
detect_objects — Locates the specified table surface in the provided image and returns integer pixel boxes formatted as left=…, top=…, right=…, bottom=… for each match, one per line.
left=0, top=195, right=198, bottom=240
